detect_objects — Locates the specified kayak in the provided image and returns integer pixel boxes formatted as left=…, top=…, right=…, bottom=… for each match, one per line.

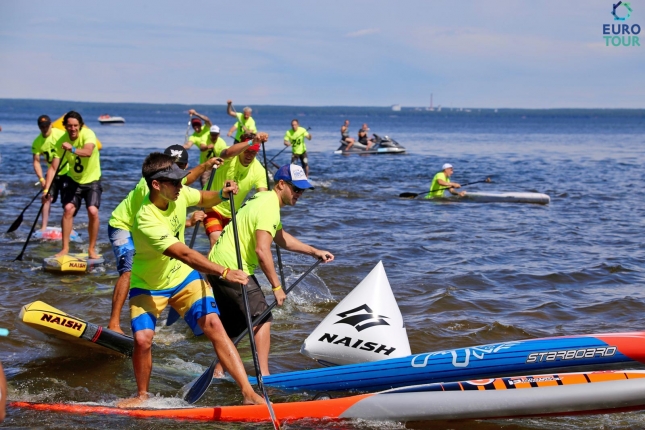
left=444, top=191, right=550, bottom=204
left=43, top=253, right=104, bottom=273
left=18, top=300, right=133, bottom=356
left=256, top=331, right=645, bottom=392
left=33, top=226, right=81, bottom=242
left=12, top=370, right=645, bottom=423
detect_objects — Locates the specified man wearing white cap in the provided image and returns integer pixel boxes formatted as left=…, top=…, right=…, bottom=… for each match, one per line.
left=425, top=163, right=466, bottom=199
left=196, top=125, right=227, bottom=187
left=207, top=164, right=334, bottom=376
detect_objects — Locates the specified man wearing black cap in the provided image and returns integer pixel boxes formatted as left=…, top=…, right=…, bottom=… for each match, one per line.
left=31, top=115, right=67, bottom=232
left=207, top=164, right=334, bottom=376
left=106, top=145, right=219, bottom=334
left=118, top=152, right=264, bottom=407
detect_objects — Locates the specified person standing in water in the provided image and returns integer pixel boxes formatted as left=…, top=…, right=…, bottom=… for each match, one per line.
left=32, top=115, right=67, bottom=232
left=226, top=101, right=257, bottom=143
left=42, top=111, right=102, bottom=258
left=284, top=119, right=312, bottom=176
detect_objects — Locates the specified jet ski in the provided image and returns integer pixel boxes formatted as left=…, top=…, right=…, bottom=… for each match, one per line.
left=334, top=134, right=406, bottom=155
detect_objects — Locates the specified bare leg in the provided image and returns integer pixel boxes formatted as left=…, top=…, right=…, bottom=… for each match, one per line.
left=254, top=322, right=271, bottom=376
left=108, top=271, right=130, bottom=334
left=117, top=329, right=154, bottom=407
left=41, top=198, right=51, bottom=231
left=87, top=206, right=100, bottom=259
left=56, top=203, right=75, bottom=257
left=199, top=313, right=264, bottom=405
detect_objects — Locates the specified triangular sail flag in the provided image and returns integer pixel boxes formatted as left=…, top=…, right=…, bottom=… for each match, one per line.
left=301, top=261, right=410, bottom=366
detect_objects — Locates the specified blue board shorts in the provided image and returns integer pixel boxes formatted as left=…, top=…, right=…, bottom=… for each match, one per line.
left=129, top=270, right=219, bottom=336
left=108, top=224, right=135, bottom=275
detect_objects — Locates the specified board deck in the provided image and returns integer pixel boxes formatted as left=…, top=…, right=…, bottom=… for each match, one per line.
left=42, top=253, right=104, bottom=273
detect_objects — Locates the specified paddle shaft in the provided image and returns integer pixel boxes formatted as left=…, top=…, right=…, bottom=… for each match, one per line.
left=228, top=186, right=281, bottom=429
left=261, top=142, right=287, bottom=290
left=15, top=151, right=68, bottom=261
left=188, top=163, right=218, bottom=249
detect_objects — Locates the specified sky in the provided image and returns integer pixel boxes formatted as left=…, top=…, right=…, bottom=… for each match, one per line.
left=0, top=0, right=643, bottom=108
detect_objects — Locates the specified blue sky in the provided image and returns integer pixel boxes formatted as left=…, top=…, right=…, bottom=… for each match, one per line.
left=0, top=0, right=642, bottom=108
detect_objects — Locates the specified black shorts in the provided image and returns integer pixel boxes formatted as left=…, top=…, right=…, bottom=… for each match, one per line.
left=49, top=175, right=63, bottom=204
left=60, top=176, right=102, bottom=215
left=206, top=274, right=273, bottom=339
left=291, top=152, right=308, bottom=167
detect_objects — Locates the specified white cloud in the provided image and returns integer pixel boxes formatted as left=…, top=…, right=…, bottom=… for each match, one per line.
left=345, top=28, right=381, bottom=38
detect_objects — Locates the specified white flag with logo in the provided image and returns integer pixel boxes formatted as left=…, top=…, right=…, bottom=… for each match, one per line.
left=301, top=261, right=410, bottom=366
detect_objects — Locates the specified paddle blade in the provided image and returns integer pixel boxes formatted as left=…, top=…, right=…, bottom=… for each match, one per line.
left=183, top=360, right=217, bottom=404
left=6, top=214, right=24, bottom=233
left=398, top=192, right=419, bottom=198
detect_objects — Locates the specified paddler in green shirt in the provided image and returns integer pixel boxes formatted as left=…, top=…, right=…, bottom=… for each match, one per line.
left=203, top=132, right=269, bottom=248
left=425, top=163, right=466, bottom=199
left=42, top=111, right=102, bottom=259
left=226, top=100, right=257, bottom=143
left=32, top=114, right=67, bottom=233
left=106, top=145, right=220, bottom=334
left=118, top=152, right=264, bottom=408
left=284, top=119, right=312, bottom=176
left=183, top=109, right=212, bottom=186
left=207, top=164, right=334, bottom=377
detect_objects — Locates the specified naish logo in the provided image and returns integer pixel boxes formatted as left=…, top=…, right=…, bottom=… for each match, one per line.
left=525, top=346, right=617, bottom=363
left=68, top=262, right=86, bottom=268
left=317, top=333, right=396, bottom=356
left=40, top=313, right=83, bottom=331
left=334, top=304, right=390, bottom=332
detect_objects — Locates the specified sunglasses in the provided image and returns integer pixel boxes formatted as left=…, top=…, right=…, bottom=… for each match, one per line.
left=286, top=182, right=305, bottom=194
left=159, top=178, right=182, bottom=187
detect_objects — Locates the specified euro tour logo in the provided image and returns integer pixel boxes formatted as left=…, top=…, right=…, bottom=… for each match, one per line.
left=603, top=2, right=641, bottom=46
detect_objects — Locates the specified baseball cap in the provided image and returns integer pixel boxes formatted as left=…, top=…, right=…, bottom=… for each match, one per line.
left=442, top=163, right=453, bottom=170
left=210, top=125, right=220, bottom=133
left=146, top=163, right=190, bottom=182
left=247, top=143, right=261, bottom=151
left=37, top=115, right=51, bottom=127
left=164, top=145, right=189, bottom=165
left=191, top=117, right=202, bottom=126
left=274, top=164, right=314, bottom=190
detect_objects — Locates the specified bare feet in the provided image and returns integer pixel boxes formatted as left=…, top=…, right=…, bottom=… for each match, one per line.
left=88, top=250, right=100, bottom=259
left=242, top=391, right=266, bottom=405
left=116, top=393, right=149, bottom=408
left=54, top=249, right=69, bottom=258
left=213, top=370, right=226, bottom=379
left=108, top=324, right=125, bottom=335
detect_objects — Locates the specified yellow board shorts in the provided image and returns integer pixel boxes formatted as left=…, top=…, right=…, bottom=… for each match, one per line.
left=129, top=270, right=218, bottom=336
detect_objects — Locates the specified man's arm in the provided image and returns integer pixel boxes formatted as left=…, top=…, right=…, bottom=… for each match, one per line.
left=227, top=124, right=237, bottom=138
left=184, top=157, right=222, bottom=186
left=163, top=242, right=248, bottom=284
left=62, top=142, right=94, bottom=157
left=273, top=229, right=334, bottom=262
left=33, top=154, right=45, bottom=186
left=183, top=140, right=195, bottom=150
left=226, top=100, right=237, bottom=118
left=197, top=181, right=238, bottom=208
left=188, top=109, right=212, bottom=128
left=220, top=132, right=269, bottom=160
left=255, top=230, right=285, bottom=305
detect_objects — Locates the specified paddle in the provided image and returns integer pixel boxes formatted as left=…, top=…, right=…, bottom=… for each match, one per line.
left=399, top=178, right=491, bottom=199
left=261, top=141, right=287, bottom=299
left=188, top=163, right=218, bottom=249
left=6, top=190, right=43, bottom=233
left=15, top=151, right=68, bottom=261
left=182, top=258, right=322, bottom=404
left=228, top=184, right=281, bottom=430
left=269, top=127, right=311, bottom=168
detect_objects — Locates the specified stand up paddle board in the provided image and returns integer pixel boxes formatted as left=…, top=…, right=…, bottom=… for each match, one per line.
left=33, top=226, right=81, bottom=242
left=18, top=301, right=133, bottom=356
left=43, top=253, right=104, bottom=273
left=257, top=331, right=645, bottom=392
left=444, top=191, right=550, bottom=204
left=12, top=370, right=645, bottom=423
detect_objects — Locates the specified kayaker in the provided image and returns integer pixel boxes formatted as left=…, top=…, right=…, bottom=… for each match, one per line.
left=340, top=119, right=356, bottom=150
left=106, top=145, right=218, bottom=334
left=207, top=164, right=334, bottom=376
left=183, top=109, right=212, bottom=186
left=203, top=133, right=269, bottom=248
left=425, top=163, right=466, bottom=199
left=118, top=153, right=264, bottom=407
left=284, top=119, right=312, bottom=176
left=42, top=111, right=102, bottom=259
left=357, top=123, right=374, bottom=150
left=32, top=115, right=67, bottom=233
left=226, top=100, right=257, bottom=143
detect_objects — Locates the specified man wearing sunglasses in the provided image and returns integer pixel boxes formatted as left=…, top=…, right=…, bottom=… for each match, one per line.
left=118, top=152, right=264, bottom=408
left=203, top=132, right=269, bottom=248
left=207, top=164, right=334, bottom=377
left=107, top=145, right=219, bottom=335
left=31, top=115, right=67, bottom=232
